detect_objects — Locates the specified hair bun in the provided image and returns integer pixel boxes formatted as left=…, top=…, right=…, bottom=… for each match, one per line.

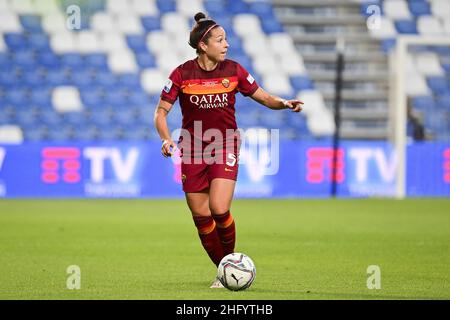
left=194, top=12, right=206, bottom=23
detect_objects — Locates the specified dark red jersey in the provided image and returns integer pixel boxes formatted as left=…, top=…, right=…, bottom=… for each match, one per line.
left=160, top=58, right=259, bottom=143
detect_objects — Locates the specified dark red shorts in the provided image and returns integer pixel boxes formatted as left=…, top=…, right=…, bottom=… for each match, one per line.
left=181, top=152, right=239, bottom=193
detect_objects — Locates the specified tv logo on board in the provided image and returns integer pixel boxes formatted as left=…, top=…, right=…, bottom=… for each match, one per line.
left=0, top=147, right=5, bottom=196
left=444, top=148, right=450, bottom=184
left=83, top=147, right=141, bottom=197
left=306, top=147, right=345, bottom=184
left=305, top=146, right=397, bottom=196
left=41, top=147, right=81, bottom=184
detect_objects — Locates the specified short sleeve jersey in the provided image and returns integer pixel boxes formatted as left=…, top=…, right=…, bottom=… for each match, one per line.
left=160, top=58, right=259, bottom=141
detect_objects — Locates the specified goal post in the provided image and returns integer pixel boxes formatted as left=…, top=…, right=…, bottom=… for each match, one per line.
left=389, top=36, right=450, bottom=199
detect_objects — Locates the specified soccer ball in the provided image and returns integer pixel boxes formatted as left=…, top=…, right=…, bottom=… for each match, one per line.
left=217, top=253, right=256, bottom=291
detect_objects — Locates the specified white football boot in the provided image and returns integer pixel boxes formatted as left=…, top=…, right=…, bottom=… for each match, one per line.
left=210, top=277, right=224, bottom=289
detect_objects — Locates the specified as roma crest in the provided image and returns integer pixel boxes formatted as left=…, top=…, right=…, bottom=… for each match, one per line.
left=221, top=78, right=230, bottom=88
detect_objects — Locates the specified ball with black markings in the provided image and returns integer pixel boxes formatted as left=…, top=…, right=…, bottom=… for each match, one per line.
left=217, top=253, right=256, bottom=291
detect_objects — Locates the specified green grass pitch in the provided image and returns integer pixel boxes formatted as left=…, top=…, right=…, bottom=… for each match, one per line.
left=0, top=198, right=449, bottom=300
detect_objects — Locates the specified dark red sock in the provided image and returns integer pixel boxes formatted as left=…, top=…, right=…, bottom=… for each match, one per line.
left=212, top=210, right=236, bottom=256
left=192, top=215, right=224, bottom=266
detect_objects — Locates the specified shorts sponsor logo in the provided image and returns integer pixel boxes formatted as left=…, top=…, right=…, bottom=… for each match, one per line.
left=181, top=174, right=187, bottom=183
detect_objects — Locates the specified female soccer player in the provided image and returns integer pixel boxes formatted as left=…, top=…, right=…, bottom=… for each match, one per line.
left=154, top=12, right=303, bottom=288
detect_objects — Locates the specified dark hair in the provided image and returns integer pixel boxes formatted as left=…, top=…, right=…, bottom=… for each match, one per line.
left=189, top=12, right=219, bottom=53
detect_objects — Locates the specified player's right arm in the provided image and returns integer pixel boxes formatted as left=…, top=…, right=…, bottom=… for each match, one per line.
left=154, top=99, right=177, bottom=158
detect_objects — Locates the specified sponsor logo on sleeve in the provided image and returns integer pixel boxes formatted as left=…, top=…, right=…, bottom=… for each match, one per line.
left=163, top=79, right=173, bottom=93
left=246, top=74, right=255, bottom=84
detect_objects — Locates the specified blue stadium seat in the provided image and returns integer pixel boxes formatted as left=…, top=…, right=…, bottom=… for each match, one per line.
left=426, top=76, right=449, bottom=95
left=141, top=16, right=161, bottom=31
left=39, top=109, right=65, bottom=126
left=291, top=76, right=314, bottom=91
left=95, top=71, right=118, bottom=87
left=115, top=109, right=137, bottom=126
left=64, top=112, right=89, bottom=126
left=20, top=15, right=43, bottom=32
left=71, top=70, right=94, bottom=90
left=156, top=0, right=176, bottom=13
left=60, top=53, right=85, bottom=69
left=261, top=18, right=284, bottom=34
left=118, top=73, right=141, bottom=90
left=225, top=34, right=242, bottom=51
left=85, top=54, right=108, bottom=69
left=80, top=88, right=104, bottom=108
left=436, top=95, right=450, bottom=110
left=412, top=95, right=437, bottom=112
left=126, top=35, right=148, bottom=53
left=136, top=52, right=156, bottom=68
left=30, top=88, right=52, bottom=105
left=28, top=33, right=50, bottom=52
left=15, top=109, right=38, bottom=127
left=204, top=0, right=226, bottom=16
left=249, top=2, right=274, bottom=20
left=6, top=88, right=29, bottom=108
left=0, top=52, right=10, bottom=69
left=381, top=39, right=396, bottom=53
left=129, top=91, right=151, bottom=106
left=395, top=20, right=418, bottom=34
left=408, top=0, right=431, bottom=16
left=46, top=69, right=70, bottom=86
left=4, top=33, right=28, bottom=50
left=214, top=15, right=234, bottom=32
left=72, top=124, right=98, bottom=141
left=24, top=125, right=48, bottom=141
left=38, top=52, right=61, bottom=69
left=226, top=0, right=249, bottom=14
left=12, top=51, right=36, bottom=68
left=259, top=109, right=286, bottom=128
left=105, top=90, right=128, bottom=108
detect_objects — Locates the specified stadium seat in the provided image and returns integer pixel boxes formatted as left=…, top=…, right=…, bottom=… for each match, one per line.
left=108, top=49, right=138, bottom=73
left=408, top=0, right=432, bottom=16
left=417, top=16, right=444, bottom=35
left=141, top=68, right=166, bottom=94
left=156, top=0, right=176, bottom=13
left=395, top=20, right=418, bottom=34
left=405, top=72, right=430, bottom=96
left=0, top=11, right=23, bottom=33
left=291, top=76, right=314, bottom=91
left=415, top=53, right=444, bottom=76
left=427, top=76, right=449, bottom=95
left=52, top=86, right=83, bottom=113
left=430, top=0, right=450, bottom=19
left=0, top=124, right=23, bottom=143
left=131, top=0, right=159, bottom=16
left=369, top=17, right=397, bottom=39
left=384, top=0, right=411, bottom=19
left=117, top=13, right=144, bottom=35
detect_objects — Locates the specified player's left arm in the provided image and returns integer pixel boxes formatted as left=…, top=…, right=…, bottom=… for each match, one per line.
left=250, top=87, right=303, bottom=112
